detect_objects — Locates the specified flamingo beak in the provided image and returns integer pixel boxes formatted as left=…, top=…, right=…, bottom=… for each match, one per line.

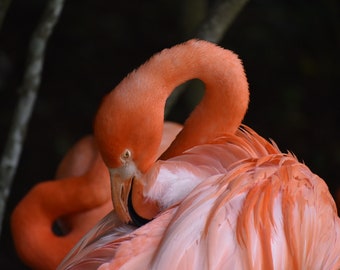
left=109, top=166, right=159, bottom=226
left=110, top=170, right=133, bottom=224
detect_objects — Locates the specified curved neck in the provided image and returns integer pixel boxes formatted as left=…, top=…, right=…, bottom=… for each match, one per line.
left=147, top=40, right=249, bottom=159
left=95, top=39, right=249, bottom=170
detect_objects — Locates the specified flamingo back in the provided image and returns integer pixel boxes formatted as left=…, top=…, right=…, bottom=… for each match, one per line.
left=58, top=127, right=340, bottom=270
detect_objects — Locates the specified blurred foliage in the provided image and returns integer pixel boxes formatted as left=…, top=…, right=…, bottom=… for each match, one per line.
left=0, top=0, right=339, bottom=268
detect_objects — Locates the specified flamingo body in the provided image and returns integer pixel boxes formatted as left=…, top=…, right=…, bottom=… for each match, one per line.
left=59, top=128, right=340, bottom=270
left=57, top=39, right=340, bottom=270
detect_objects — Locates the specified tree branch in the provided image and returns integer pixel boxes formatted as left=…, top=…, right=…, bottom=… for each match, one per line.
left=0, top=0, right=12, bottom=30
left=196, top=0, right=250, bottom=43
left=0, top=0, right=65, bottom=236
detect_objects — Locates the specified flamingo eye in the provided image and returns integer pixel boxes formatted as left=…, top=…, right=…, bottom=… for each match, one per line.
left=120, top=149, right=131, bottom=163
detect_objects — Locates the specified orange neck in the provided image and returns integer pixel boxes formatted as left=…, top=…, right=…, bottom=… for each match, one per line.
left=149, top=40, right=249, bottom=159
left=116, top=39, right=249, bottom=163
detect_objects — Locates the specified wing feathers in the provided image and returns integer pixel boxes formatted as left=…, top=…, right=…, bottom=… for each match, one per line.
left=59, top=127, right=340, bottom=270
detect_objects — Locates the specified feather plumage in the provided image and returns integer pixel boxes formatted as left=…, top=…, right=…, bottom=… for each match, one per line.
left=58, top=127, right=340, bottom=270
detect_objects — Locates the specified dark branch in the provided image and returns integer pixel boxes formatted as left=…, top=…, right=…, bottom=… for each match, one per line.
left=0, top=0, right=65, bottom=236
left=0, top=0, right=12, bottom=30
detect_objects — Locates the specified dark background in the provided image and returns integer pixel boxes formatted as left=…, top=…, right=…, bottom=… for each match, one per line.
left=0, top=0, right=339, bottom=268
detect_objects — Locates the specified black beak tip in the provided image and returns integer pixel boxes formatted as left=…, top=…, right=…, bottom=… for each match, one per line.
left=127, top=188, right=151, bottom=227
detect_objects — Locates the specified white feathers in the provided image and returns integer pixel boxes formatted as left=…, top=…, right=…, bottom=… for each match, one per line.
left=109, top=159, right=140, bottom=181
left=141, top=141, right=257, bottom=211
left=144, top=163, right=206, bottom=210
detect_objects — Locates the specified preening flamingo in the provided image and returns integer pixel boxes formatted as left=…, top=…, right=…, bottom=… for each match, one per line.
left=57, top=39, right=340, bottom=269
left=11, top=123, right=182, bottom=270
left=94, top=39, right=248, bottom=224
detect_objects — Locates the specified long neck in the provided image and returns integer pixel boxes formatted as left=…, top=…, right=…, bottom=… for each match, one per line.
left=146, top=40, right=249, bottom=159
left=95, top=39, right=249, bottom=170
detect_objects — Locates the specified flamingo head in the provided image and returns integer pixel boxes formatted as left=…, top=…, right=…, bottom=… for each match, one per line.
left=93, top=83, right=164, bottom=224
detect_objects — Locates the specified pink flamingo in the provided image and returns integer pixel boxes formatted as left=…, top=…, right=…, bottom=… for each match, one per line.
left=57, top=39, right=340, bottom=269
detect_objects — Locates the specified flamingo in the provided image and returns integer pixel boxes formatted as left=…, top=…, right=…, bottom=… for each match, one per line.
left=11, top=124, right=181, bottom=270
left=58, top=39, right=340, bottom=269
